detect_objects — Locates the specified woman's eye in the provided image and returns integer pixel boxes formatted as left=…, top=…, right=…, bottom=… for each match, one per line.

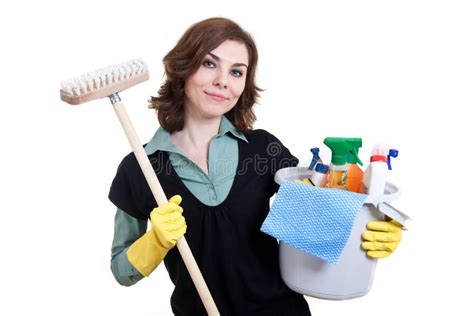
left=231, top=69, right=243, bottom=77
left=203, top=59, right=216, bottom=68
left=203, top=59, right=244, bottom=77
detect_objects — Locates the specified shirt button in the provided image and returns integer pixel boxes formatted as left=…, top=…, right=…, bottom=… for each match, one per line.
left=212, top=195, right=217, bottom=200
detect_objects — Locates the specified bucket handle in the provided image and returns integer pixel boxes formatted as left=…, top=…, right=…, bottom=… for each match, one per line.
left=365, top=182, right=410, bottom=229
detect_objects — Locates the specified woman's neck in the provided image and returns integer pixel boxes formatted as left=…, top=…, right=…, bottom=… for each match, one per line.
left=173, top=116, right=221, bottom=148
left=170, top=113, right=222, bottom=175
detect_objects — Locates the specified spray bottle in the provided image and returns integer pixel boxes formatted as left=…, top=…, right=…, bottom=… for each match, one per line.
left=346, top=145, right=364, bottom=193
left=310, top=163, right=329, bottom=187
left=363, top=144, right=399, bottom=195
left=308, top=147, right=322, bottom=171
left=296, top=147, right=323, bottom=186
left=323, top=138, right=363, bottom=191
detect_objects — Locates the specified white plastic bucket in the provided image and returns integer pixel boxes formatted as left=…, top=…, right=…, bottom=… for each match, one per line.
left=274, top=167, right=408, bottom=300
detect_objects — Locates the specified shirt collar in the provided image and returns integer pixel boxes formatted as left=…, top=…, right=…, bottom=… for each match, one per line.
left=144, top=115, right=248, bottom=155
left=218, top=115, right=248, bottom=143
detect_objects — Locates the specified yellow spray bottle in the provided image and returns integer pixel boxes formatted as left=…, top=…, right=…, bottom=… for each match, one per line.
left=323, top=137, right=363, bottom=191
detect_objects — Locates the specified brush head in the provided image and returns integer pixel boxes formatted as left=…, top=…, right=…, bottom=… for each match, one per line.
left=60, top=59, right=149, bottom=105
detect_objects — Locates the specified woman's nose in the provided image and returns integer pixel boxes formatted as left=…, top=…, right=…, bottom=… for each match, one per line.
left=213, top=69, right=228, bottom=88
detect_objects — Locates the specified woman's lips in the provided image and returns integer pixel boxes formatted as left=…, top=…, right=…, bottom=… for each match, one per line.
left=205, top=91, right=227, bottom=102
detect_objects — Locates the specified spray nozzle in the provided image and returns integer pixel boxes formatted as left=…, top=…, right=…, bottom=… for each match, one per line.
left=347, top=148, right=364, bottom=166
left=308, top=147, right=321, bottom=170
left=387, top=149, right=399, bottom=170
left=324, top=137, right=363, bottom=166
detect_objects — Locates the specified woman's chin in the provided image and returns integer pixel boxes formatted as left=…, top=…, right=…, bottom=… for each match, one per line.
left=200, top=107, right=232, bottom=119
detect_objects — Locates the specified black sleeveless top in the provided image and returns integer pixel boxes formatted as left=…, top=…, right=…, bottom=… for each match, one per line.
left=109, top=129, right=311, bottom=316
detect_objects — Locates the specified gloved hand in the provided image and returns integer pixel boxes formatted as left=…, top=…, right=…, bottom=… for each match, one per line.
left=149, top=195, right=187, bottom=249
left=361, top=219, right=402, bottom=259
left=127, top=195, right=187, bottom=276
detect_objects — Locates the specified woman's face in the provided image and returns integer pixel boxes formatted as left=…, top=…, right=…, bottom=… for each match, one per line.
left=184, top=39, right=249, bottom=120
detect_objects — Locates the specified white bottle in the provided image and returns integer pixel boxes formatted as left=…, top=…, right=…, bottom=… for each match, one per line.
left=363, top=144, right=388, bottom=195
left=310, top=163, right=329, bottom=187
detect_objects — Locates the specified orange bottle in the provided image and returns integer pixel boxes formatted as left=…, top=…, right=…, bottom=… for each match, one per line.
left=345, top=147, right=364, bottom=193
left=346, top=162, right=364, bottom=193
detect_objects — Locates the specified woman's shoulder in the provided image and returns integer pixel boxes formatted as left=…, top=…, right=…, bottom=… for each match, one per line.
left=246, top=128, right=273, bottom=139
left=118, top=142, right=160, bottom=165
left=115, top=151, right=139, bottom=173
left=114, top=144, right=155, bottom=177
left=246, top=128, right=286, bottom=146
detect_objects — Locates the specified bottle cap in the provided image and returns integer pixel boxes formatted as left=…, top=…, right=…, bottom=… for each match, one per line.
left=387, top=149, right=399, bottom=170
left=315, top=163, right=329, bottom=174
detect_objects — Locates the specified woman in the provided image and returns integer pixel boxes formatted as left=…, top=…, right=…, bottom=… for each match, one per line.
left=109, top=17, right=310, bottom=315
left=109, top=17, right=401, bottom=316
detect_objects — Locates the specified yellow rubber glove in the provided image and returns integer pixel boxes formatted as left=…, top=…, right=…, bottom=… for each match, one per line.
left=127, top=195, right=186, bottom=276
left=361, top=219, right=402, bottom=259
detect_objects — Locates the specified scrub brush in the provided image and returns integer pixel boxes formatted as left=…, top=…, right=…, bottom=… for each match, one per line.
left=60, top=59, right=220, bottom=316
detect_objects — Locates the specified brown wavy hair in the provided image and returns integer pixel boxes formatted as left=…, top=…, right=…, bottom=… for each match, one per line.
left=148, top=17, right=262, bottom=134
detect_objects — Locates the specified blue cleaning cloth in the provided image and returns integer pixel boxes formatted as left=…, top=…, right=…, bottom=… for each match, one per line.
left=261, top=181, right=368, bottom=264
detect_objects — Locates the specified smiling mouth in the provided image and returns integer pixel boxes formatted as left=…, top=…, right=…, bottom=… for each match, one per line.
left=204, top=91, right=228, bottom=101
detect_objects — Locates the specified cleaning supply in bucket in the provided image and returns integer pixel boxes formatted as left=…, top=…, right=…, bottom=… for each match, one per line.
left=295, top=178, right=313, bottom=185
left=295, top=147, right=323, bottom=185
left=310, top=163, right=329, bottom=187
left=308, top=147, right=322, bottom=170
left=261, top=181, right=368, bottom=264
left=363, top=145, right=399, bottom=195
left=323, top=138, right=363, bottom=190
left=270, top=141, right=409, bottom=300
left=346, top=145, right=364, bottom=193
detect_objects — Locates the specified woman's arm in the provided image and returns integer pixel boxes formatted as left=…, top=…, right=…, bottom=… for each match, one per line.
left=110, top=208, right=147, bottom=286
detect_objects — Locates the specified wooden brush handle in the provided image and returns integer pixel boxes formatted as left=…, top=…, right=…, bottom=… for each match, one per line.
left=112, top=100, right=220, bottom=316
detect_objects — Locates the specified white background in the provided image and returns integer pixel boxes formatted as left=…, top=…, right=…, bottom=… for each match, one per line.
left=1, top=0, right=473, bottom=315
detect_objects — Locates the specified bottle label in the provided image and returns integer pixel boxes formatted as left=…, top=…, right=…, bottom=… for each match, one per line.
left=370, top=155, right=387, bottom=163
left=327, top=170, right=348, bottom=190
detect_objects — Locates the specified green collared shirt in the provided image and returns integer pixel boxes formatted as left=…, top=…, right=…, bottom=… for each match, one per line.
left=111, top=116, right=248, bottom=286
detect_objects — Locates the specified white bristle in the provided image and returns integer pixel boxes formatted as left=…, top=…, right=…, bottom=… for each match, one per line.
left=105, top=71, right=112, bottom=85
left=131, top=63, right=138, bottom=76
left=77, top=79, right=86, bottom=95
left=93, top=76, right=101, bottom=90
left=117, top=67, right=123, bottom=81
left=112, top=68, right=119, bottom=83
left=85, top=75, right=93, bottom=92
left=72, top=85, right=81, bottom=96
left=125, top=65, right=130, bottom=77
left=60, top=59, right=148, bottom=96
left=61, top=81, right=72, bottom=95
left=99, top=70, right=107, bottom=87
left=125, top=63, right=132, bottom=76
